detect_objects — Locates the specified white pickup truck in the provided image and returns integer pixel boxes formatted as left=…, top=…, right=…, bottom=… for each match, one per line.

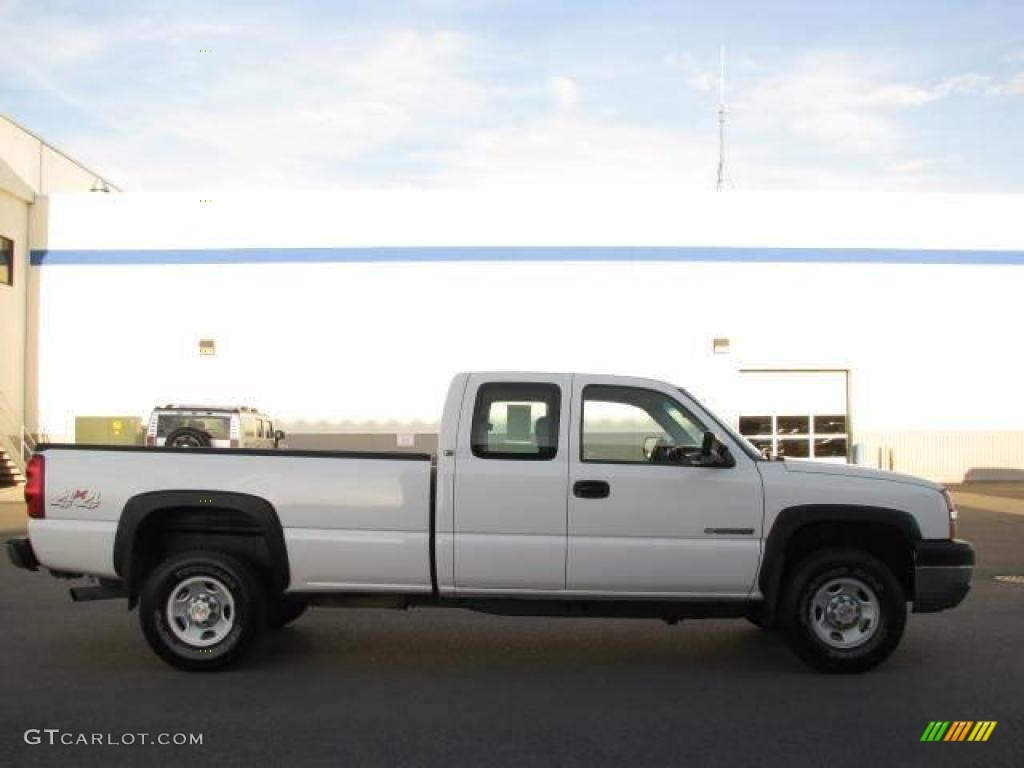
left=7, top=372, right=973, bottom=673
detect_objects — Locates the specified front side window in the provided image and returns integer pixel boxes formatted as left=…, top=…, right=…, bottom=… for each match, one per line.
left=0, top=236, right=12, bottom=286
left=471, top=382, right=561, bottom=460
left=582, top=385, right=705, bottom=464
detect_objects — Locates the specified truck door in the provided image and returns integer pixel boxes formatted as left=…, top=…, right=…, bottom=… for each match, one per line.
left=567, top=376, right=764, bottom=597
left=453, top=374, right=571, bottom=592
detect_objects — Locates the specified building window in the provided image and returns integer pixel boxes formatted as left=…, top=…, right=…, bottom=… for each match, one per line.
left=0, top=236, right=12, bottom=286
left=471, top=382, right=561, bottom=460
left=739, top=414, right=848, bottom=461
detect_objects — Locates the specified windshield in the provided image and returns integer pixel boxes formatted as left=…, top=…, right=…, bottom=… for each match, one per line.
left=677, top=388, right=764, bottom=461
left=156, top=414, right=232, bottom=439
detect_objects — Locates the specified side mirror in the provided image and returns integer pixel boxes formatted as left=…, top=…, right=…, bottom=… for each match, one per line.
left=643, top=436, right=660, bottom=460
left=685, top=431, right=734, bottom=468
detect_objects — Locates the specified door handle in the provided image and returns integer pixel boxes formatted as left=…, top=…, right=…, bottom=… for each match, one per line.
left=704, top=527, right=755, bottom=535
left=573, top=480, right=610, bottom=499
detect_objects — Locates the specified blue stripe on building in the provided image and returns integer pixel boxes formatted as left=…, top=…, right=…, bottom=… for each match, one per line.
left=29, top=246, right=1024, bottom=266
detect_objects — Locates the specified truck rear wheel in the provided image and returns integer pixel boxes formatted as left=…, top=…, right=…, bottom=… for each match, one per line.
left=782, top=548, right=906, bottom=673
left=139, top=551, right=266, bottom=671
left=745, top=613, right=773, bottom=630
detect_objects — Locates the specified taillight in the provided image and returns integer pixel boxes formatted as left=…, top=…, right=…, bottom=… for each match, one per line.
left=145, top=435, right=155, bottom=446
left=25, top=454, right=45, bottom=519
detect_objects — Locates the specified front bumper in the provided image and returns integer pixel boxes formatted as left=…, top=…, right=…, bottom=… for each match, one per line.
left=913, top=539, right=975, bottom=613
left=6, top=537, right=40, bottom=571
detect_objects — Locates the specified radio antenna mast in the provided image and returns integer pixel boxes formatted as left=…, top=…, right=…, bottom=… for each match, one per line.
left=716, top=45, right=730, bottom=192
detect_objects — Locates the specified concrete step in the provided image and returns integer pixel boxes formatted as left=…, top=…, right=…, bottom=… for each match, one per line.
left=0, top=448, right=23, bottom=487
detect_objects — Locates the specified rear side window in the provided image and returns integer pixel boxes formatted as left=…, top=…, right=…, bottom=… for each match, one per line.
left=471, top=383, right=560, bottom=460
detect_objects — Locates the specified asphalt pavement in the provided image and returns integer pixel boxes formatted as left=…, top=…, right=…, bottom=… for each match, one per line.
left=1, top=488, right=1022, bottom=768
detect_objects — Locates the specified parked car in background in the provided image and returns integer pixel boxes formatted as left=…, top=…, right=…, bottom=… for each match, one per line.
left=145, top=405, right=284, bottom=449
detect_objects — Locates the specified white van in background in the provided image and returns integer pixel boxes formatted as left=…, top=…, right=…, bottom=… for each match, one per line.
left=145, top=406, right=284, bottom=449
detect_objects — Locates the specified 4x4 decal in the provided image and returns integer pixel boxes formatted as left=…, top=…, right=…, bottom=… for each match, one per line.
left=52, top=489, right=101, bottom=510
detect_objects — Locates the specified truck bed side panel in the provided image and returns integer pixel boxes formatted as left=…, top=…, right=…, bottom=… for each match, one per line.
left=31, top=448, right=433, bottom=592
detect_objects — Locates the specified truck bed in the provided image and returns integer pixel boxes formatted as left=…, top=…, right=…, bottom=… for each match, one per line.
left=30, top=444, right=435, bottom=593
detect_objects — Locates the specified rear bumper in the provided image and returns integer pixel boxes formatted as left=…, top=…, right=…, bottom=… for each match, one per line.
left=913, top=539, right=975, bottom=613
left=6, top=537, right=40, bottom=571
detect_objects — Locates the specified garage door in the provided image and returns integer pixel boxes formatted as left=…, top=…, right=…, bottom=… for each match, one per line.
left=736, top=370, right=849, bottom=463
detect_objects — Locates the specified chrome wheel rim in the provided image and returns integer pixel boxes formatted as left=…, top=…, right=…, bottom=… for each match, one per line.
left=809, top=576, right=879, bottom=649
left=166, top=576, right=236, bottom=647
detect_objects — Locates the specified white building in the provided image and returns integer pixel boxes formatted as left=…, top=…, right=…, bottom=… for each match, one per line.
left=23, top=187, right=1024, bottom=483
left=0, top=115, right=116, bottom=483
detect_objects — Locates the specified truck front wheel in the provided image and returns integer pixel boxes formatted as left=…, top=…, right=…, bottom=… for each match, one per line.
left=139, top=551, right=267, bottom=671
left=781, top=548, right=906, bottom=673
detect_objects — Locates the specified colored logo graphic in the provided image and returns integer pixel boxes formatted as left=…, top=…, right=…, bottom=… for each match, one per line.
left=921, top=721, right=997, bottom=742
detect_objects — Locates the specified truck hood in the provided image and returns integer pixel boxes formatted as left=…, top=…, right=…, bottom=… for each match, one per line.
left=780, top=459, right=941, bottom=491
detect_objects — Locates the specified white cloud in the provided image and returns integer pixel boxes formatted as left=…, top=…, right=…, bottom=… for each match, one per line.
left=0, top=3, right=1011, bottom=194
left=997, top=72, right=1024, bottom=95
left=148, top=28, right=485, bottom=174
left=431, top=117, right=713, bottom=188
left=663, top=51, right=718, bottom=94
left=932, top=73, right=991, bottom=97
left=793, top=113, right=894, bottom=152
left=687, top=73, right=716, bottom=94
left=0, top=4, right=488, bottom=191
left=737, top=53, right=996, bottom=155
left=547, top=76, right=580, bottom=112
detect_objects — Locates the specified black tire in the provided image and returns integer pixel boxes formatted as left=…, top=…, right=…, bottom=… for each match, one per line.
left=139, top=550, right=266, bottom=672
left=164, top=427, right=211, bottom=448
left=782, top=548, right=906, bottom=673
left=267, top=597, right=308, bottom=629
left=745, top=613, right=773, bottom=630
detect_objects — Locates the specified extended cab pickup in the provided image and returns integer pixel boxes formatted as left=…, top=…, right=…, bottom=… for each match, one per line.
left=7, top=372, right=974, bottom=673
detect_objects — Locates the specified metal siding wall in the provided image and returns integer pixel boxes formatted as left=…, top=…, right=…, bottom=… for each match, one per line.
left=856, top=431, right=1024, bottom=484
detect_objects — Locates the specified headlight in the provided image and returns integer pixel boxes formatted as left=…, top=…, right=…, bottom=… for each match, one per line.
left=941, top=488, right=958, bottom=539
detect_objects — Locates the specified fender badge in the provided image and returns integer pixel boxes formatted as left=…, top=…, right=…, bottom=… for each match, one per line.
left=52, top=489, right=102, bottom=510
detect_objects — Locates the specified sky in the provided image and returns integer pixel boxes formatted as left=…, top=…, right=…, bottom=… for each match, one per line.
left=1, top=0, right=1023, bottom=194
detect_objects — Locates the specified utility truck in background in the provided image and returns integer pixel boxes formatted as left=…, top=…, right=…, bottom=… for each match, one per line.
left=7, top=372, right=974, bottom=673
